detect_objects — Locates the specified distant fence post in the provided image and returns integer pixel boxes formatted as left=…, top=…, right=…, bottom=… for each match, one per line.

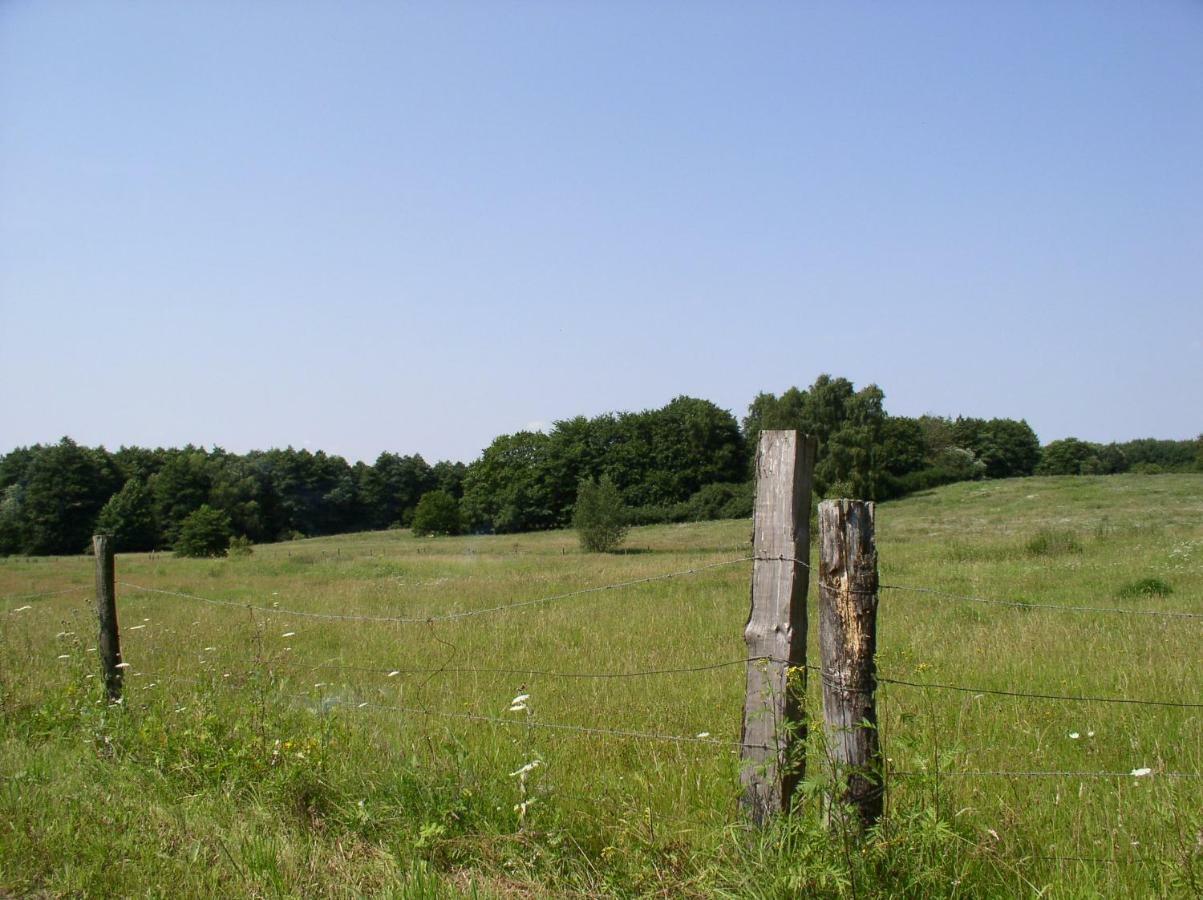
left=92, top=534, right=123, bottom=703
left=740, top=430, right=817, bottom=825
left=817, top=500, right=882, bottom=828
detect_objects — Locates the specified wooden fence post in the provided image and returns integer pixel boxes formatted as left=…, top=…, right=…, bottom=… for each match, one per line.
left=817, top=499, right=882, bottom=827
left=740, top=430, right=817, bottom=824
left=93, top=534, right=123, bottom=703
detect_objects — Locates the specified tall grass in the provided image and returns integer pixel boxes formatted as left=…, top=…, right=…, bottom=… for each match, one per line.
left=1, top=474, right=1201, bottom=896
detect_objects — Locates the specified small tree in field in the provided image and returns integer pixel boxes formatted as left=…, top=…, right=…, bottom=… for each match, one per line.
left=574, top=475, right=628, bottom=553
left=174, top=504, right=232, bottom=557
left=95, top=480, right=159, bottom=552
left=411, top=490, right=463, bottom=537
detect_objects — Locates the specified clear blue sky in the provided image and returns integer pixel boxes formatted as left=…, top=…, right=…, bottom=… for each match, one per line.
left=2, top=2, right=1200, bottom=464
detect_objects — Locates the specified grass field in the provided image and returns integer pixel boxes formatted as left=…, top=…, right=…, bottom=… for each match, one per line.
left=2, top=474, right=1201, bottom=898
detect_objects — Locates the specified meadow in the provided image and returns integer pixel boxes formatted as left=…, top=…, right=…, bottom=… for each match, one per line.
left=1, top=474, right=1201, bottom=898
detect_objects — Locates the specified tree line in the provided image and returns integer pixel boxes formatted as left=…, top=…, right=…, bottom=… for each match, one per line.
left=1, top=375, right=1199, bottom=555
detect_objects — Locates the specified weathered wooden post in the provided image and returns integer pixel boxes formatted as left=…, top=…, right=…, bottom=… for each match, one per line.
left=92, top=534, right=124, bottom=703
left=817, top=500, right=882, bottom=827
left=740, top=430, right=817, bottom=824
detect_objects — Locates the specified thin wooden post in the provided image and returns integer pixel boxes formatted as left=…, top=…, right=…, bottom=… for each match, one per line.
left=92, top=534, right=123, bottom=703
left=817, top=499, right=882, bottom=827
left=740, top=430, right=817, bottom=824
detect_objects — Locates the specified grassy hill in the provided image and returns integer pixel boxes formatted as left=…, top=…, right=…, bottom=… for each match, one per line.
left=2, top=474, right=1200, bottom=897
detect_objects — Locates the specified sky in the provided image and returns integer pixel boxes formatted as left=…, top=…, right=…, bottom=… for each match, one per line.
left=2, top=1, right=1200, bottom=464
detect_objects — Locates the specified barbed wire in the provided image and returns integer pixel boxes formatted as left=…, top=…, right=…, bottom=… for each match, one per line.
left=758, top=554, right=1203, bottom=620
left=892, top=769, right=1203, bottom=779
left=879, top=582, right=1203, bottom=621
left=298, top=658, right=1203, bottom=709
left=873, top=672, right=1203, bottom=709
left=333, top=696, right=761, bottom=749
left=102, top=622, right=1203, bottom=709
left=3, top=587, right=89, bottom=609
left=112, top=665, right=758, bottom=749
left=117, top=557, right=750, bottom=625
left=21, top=554, right=1197, bottom=625
left=302, top=657, right=760, bottom=680
left=67, top=666, right=1203, bottom=783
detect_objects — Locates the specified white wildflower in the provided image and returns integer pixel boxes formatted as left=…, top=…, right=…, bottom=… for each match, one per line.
left=509, top=760, right=542, bottom=778
left=1068, top=732, right=1080, bottom=740
left=696, top=732, right=711, bottom=739
left=1087, top=730, right=1095, bottom=737
left=1131, top=767, right=1152, bottom=777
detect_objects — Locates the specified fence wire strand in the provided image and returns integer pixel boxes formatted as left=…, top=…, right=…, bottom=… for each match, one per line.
left=873, top=672, right=1203, bottom=709
left=758, top=555, right=1203, bottom=620
left=892, top=769, right=1203, bottom=779
left=305, top=657, right=758, bottom=680
left=879, top=581, right=1203, bottom=620
left=117, top=557, right=750, bottom=624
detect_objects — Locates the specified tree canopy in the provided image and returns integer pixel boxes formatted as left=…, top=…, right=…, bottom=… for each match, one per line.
left=0, top=380, right=1195, bottom=557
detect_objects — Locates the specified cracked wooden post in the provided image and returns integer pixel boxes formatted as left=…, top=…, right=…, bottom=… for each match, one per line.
left=93, top=534, right=124, bottom=703
left=740, top=430, right=817, bottom=824
left=818, top=499, right=882, bottom=828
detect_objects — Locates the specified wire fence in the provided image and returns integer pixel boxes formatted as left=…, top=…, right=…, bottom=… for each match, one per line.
left=7, top=548, right=1202, bottom=866
left=115, top=556, right=752, bottom=623
left=89, top=659, right=1203, bottom=786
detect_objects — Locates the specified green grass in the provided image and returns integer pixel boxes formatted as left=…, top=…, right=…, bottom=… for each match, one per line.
left=2, top=474, right=1202, bottom=897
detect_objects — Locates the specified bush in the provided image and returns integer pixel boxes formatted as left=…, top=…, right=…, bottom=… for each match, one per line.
left=411, top=490, right=463, bottom=537
left=574, top=476, right=628, bottom=552
left=174, top=505, right=232, bottom=558
left=94, top=480, right=159, bottom=552
left=1036, top=438, right=1098, bottom=476
left=1117, top=577, right=1172, bottom=599
left=228, top=535, right=253, bottom=557
left=1024, top=528, right=1082, bottom=557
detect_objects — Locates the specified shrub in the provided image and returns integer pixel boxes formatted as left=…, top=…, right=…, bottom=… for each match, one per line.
left=1024, top=528, right=1082, bottom=557
left=1129, top=462, right=1165, bottom=475
left=94, top=479, right=159, bottom=552
left=1117, top=577, right=1172, bottom=599
left=411, top=490, right=463, bottom=537
left=174, top=505, right=232, bottom=558
left=1036, top=438, right=1098, bottom=476
left=574, top=476, right=628, bottom=553
left=228, top=535, right=253, bottom=557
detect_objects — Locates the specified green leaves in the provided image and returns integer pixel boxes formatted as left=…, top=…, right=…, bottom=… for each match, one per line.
left=174, top=504, right=233, bottom=558
left=411, top=491, right=463, bottom=537
left=573, top=476, right=628, bottom=553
